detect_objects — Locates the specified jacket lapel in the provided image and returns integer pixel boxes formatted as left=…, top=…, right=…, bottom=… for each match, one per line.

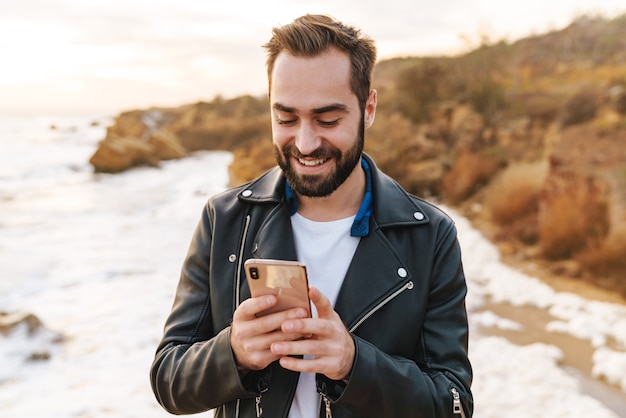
left=251, top=202, right=298, bottom=261
left=239, top=155, right=425, bottom=330
left=334, top=223, right=413, bottom=330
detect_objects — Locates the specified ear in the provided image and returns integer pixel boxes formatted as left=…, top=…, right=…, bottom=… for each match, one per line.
left=364, top=89, right=377, bottom=129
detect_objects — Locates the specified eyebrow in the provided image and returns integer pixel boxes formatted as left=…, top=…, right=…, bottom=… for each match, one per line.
left=273, top=102, right=349, bottom=115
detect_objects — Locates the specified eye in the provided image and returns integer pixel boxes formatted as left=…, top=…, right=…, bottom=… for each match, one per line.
left=276, top=118, right=297, bottom=126
left=318, top=119, right=339, bottom=127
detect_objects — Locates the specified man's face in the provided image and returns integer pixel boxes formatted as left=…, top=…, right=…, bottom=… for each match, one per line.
left=269, top=47, right=375, bottom=198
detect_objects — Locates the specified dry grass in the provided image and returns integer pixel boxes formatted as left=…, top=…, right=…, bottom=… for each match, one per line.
left=538, top=193, right=592, bottom=259
left=484, top=161, right=547, bottom=224
left=538, top=176, right=610, bottom=259
left=441, top=150, right=502, bottom=203
left=577, top=228, right=626, bottom=295
left=578, top=228, right=626, bottom=273
left=228, top=140, right=275, bottom=187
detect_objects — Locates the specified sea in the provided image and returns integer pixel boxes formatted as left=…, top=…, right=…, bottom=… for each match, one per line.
left=1, top=113, right=625, bottom=417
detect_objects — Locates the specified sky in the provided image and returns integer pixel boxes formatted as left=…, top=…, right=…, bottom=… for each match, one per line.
left=1, top=0, right=626, bottom=116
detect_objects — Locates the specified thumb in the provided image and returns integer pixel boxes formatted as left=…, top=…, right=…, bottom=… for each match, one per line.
left=309, top=286, right=334, bottom=318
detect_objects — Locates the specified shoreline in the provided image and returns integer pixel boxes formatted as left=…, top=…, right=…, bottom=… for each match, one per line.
left=475, top=300, right=626, bottom=416
left=462, top=212, right=626, bottom=415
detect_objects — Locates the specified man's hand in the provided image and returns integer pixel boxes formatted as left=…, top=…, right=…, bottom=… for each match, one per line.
left=270, top=286, right=355, bottom=381
left=230, top=295, right=309, bottom=373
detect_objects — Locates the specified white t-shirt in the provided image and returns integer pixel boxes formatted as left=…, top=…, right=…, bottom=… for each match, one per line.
left=288, top=213, right=360, bottom=418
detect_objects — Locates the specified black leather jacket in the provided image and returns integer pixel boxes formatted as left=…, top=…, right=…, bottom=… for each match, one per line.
left=150, top=154, right=473, bottom=417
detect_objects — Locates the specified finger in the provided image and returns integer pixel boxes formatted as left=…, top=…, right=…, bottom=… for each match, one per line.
left=279, top=346, right=345, bottom=380
left=235, top=307, right=309, bottom=342
left=279, top=355, right=320, bottom=373
left=233, top=295, right=278, bottom=321
left=271, top=337, right=322, bottom=357
left=278, top=318, right=315, bottom=341
left=275, top=337, right=354, bottom=380
left=309, top=286, right=334, bottom=319
left=236, top=328, right=298, bottom=353
left=232, top=316, right=307, bottom=371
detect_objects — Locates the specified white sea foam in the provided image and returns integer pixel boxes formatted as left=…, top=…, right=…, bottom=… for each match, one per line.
left=0, top=115, right=625, bottom=417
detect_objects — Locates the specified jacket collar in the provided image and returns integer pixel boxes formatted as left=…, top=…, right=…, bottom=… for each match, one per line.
left=239, top=154, right=430, bottom=329
left=284, top=158, right=373, bottom=237
left=237, top=153, right=430, bottom=230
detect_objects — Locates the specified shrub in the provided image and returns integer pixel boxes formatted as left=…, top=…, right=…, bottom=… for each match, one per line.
left=506, top=92, right=564, bottom=126
left=228, top=140, right=274, bottom=186
left=441, top=150, right=501, bottom=203
left=612, top=90, right=626, bottom=116
left=395, top=59, right=448, bottom=123
left=577, top=229, right=626, bottom=274
left=562, top=89, right=601, bottom=126
left=577, top=229, right=626, bottom=295
left=538, top=174, right=610, bottom=259
left=466, top=80, right=507, bottom=126
left=484, top=161, right=547, bottom=224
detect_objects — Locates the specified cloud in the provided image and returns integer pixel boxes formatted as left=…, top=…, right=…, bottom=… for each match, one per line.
left=1, top=0, right=625, bottom=115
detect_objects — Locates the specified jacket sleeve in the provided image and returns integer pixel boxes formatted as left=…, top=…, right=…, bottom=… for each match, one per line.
left=320, top=221, right=473, bottom=417
left=149, top=203, right=254, bottom=414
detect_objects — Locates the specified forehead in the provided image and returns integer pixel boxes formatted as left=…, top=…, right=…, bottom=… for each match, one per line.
left=270, top=48, right=356, bottom=110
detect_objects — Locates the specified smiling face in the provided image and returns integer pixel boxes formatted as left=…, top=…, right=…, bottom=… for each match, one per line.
left=270, top=47, right=376, bottom=198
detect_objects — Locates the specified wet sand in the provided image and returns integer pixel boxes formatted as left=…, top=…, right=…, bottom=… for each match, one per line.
left=475, top=299, right=626, bottom=415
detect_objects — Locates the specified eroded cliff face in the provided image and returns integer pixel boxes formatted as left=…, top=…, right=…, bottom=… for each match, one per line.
left=89, top=109, right=186, bottom=173
left=88, top=91, right=626, bottom=294
left=89, top=97, right=270, bottom=173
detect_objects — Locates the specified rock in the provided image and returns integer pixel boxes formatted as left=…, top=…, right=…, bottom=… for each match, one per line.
left=106, top=110, right=150, bottom=139
left=0, top=312, right=63, bottom=364
left=0, top=311, right=43, bottom=335
left=89, top=130, right=187, bottom=173
left=148, top=131, right=187, bottom=160
left=27, top=351, right=52, bottom=361
left=89, top=136, right=160, bottom=173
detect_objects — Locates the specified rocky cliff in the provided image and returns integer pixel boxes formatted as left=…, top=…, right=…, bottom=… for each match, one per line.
left=88, top=14, right=626, bottom=296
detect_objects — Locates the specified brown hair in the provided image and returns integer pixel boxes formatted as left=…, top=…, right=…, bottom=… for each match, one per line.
left=263, top=14, right=377, bottom=111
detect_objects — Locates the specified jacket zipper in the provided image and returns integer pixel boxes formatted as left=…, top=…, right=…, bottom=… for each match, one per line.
left=451, top=387, right=466, bottom=418
left=236, top=220, right=416, bottom=418
left=348, top=280, right=414, bottom=333
left=255, top=395, right=263, bottom=417
left=235, top=214, right=252, bottom=309
left=254, top=376, right=270, bottom=417
left=319, top=394, right=332, bottom=418
left=313, top=280, right=413, bottom=418
left=234, top=215, right=252, bottom=418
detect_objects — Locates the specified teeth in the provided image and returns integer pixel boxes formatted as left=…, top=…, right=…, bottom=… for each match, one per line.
left=298, top=158, right=326, bottom=166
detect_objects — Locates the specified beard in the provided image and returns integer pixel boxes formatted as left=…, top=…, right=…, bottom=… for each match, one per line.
left=274, top=118, right=365, bottom=198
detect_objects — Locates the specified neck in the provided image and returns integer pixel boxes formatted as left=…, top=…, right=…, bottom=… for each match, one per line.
left=296, top=162, right=365, bottom=222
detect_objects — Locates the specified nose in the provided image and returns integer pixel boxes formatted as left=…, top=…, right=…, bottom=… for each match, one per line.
left=294, top=121, right=321, bottom=155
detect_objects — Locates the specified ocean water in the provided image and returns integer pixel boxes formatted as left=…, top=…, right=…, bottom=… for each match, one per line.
left=0, top=114, right=625, bottom=417
left=0, top=114, right=231, bottom=416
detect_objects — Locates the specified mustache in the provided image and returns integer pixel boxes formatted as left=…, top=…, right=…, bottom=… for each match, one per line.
left=282, top=144, right=338, bottom=160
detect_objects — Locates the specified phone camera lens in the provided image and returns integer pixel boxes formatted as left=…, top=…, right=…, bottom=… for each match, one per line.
left=250, top=267, right=259, bottom=279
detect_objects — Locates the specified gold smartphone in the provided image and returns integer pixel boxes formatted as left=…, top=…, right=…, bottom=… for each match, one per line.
left=244, top=259, right=311, bottom=317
